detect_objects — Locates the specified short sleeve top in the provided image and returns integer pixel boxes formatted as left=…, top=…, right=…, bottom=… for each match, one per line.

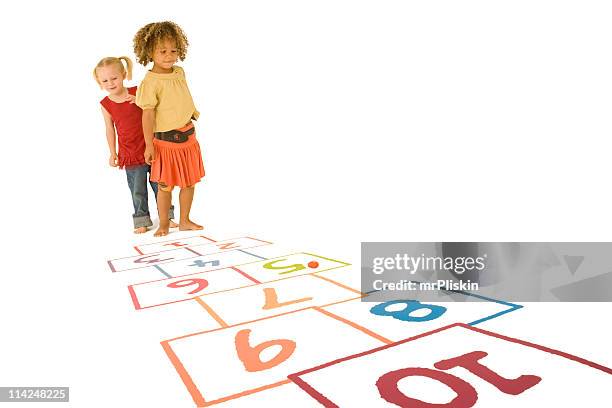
left=135, top=66, right=200, bottom=132
left=100, top=86, right=146, bottom=169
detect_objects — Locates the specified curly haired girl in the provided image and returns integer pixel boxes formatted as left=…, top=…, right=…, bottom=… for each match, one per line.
left=133, top=21, right=205, bottom=237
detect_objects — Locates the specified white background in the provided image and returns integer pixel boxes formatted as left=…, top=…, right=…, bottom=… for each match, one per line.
left=1, top=1, right=611, bottom=406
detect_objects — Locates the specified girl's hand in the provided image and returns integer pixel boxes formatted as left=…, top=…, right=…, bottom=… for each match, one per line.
left=117, top=93, right=136, bottom=104
left=144, top=145, right=155, bottom=165
left=109, top=153, right=118, bottom=167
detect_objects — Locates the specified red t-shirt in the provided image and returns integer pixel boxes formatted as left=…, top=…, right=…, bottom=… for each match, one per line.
left=100, top=86, right=146, bottom=169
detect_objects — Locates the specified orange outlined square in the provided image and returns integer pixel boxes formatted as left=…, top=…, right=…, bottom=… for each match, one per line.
left=195, top=272, right=363, bottom=326
left=161, top=308, right=388, bottom=407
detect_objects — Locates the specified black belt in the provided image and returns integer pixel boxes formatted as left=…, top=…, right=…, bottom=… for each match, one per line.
left=154, top=126, right=195, bottom=143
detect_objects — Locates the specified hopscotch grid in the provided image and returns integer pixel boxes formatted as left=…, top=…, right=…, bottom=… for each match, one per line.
left=114, top=238, right=530, bottom=407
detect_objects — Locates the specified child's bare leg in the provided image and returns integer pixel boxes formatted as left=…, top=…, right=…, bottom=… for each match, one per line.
left=155, top=183, right=173, bottom=237
left=179, top=185, right=203, bottom=230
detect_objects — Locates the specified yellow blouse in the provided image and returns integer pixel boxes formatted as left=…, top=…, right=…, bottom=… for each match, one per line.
left=135, top=66, right=200, bottom=132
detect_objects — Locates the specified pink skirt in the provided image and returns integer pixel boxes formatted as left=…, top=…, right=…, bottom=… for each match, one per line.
left=151, top=124, right=205, bottom=188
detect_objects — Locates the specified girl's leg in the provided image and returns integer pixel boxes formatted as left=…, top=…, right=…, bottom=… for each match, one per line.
left=149, top=167, right=178, bottom=228
left=155, top=183, right=173, bottom=237
left=179, top=185, right=203, bottom=231
left=126, top=165, right=154, bottom=233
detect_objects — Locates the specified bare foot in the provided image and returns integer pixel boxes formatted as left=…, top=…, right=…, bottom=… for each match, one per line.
left=169, top=220, right=179, bottom=228
left=134, top=226, right=148, bottom=234
left=179, top=220, right=204, bottom=231
left=154, top=223, right=170, bottom=237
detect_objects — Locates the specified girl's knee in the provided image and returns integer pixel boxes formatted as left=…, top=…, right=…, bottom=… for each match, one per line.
left=158, top=182, right=174, bottom=192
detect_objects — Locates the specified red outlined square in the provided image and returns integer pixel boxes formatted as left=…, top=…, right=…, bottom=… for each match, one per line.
left=288, top=323, right=612, bottom=407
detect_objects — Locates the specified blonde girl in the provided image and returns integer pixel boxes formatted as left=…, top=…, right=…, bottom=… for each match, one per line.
left=133, top=21, right=205, bottom=237
left=94, top=56, right=175, bottom=233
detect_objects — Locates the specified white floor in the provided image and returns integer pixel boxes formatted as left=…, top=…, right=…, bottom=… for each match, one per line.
left=3, top=1, right=612, bottom=406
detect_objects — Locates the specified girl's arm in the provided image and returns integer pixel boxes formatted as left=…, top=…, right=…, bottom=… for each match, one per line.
left=142, top=109, right=156, bottom=165
left=101, top=106, right=118, bottom=167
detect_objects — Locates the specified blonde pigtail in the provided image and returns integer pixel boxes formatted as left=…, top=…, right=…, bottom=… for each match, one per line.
left=118, top=56, right=133, bottom=81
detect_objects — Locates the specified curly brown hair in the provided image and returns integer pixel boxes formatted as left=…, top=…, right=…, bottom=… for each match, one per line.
left=133, top=21, right=189, bottom=66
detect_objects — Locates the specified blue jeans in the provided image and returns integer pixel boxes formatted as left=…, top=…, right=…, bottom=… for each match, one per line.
left=125, top=164, right=175, bottom=228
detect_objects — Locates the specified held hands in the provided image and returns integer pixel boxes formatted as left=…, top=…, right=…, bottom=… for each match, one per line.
left=144, top=145, right=155, bottom=165
left=109, top=153, right=118, bottom=167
